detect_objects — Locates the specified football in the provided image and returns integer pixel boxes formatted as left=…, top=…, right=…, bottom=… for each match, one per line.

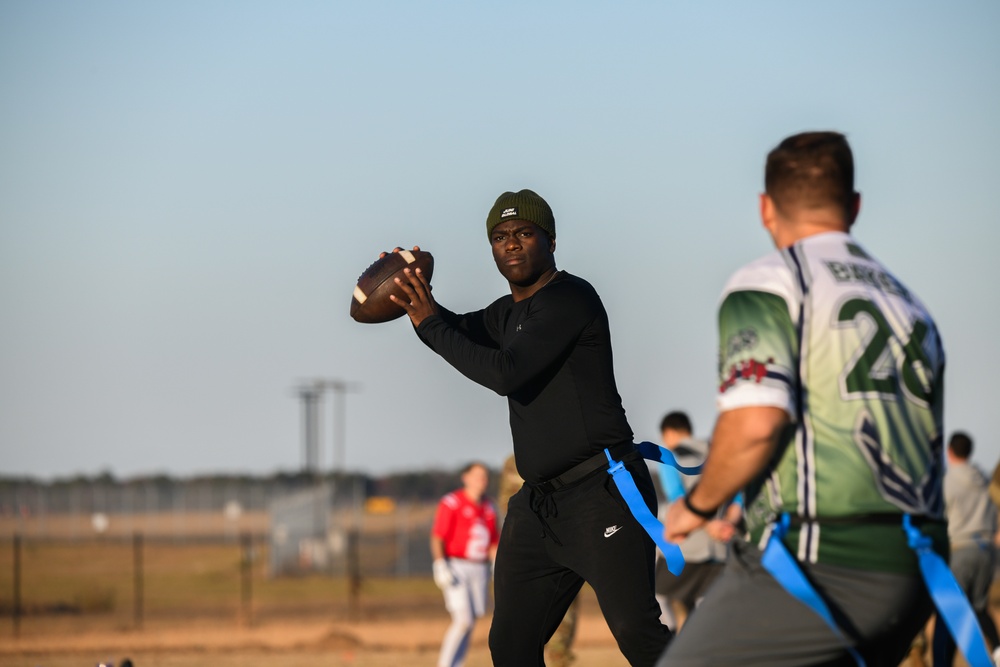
left=350, top=249, right=434, bottom=323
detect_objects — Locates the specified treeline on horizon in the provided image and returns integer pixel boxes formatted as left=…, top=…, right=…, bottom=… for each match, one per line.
left=0, top=467, right=501, bottom=511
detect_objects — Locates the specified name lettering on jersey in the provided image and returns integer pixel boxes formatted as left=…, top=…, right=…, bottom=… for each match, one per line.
left=824, top=261, right=911, bottom=302
left=720, top=357, right=775, bottom=393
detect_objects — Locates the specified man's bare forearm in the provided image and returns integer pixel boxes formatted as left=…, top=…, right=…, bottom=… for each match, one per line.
left=686, top=406, right=789, bottom=513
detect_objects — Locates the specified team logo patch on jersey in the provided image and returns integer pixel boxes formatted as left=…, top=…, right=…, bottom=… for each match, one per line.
left=501, top=207, right=518, bottom=218
left=726, top=328, right=759, bottom=358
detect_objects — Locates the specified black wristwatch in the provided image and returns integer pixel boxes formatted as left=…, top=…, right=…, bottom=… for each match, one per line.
left=683, top=485, right=719, bottom=519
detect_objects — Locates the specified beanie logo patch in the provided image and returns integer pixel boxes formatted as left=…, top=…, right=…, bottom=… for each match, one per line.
left=500, top=207, right=518, bottom=219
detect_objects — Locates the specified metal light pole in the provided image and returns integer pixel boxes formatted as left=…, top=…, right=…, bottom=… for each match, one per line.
left=323, top=380, right=362, bottom=475
left=290, top=378, right=361, bottom=581
left=293, top=379, right=361, bottom=476
left=295, top=381, right=324, bottom=475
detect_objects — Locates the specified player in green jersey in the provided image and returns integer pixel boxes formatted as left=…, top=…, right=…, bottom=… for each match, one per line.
left=658, top=132, right=946, bottom=666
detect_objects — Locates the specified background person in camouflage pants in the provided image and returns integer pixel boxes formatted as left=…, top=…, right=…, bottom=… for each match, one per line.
left=498, top=454, right=581, bottom=667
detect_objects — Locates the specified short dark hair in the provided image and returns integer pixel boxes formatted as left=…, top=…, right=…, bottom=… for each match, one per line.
left=659, top=411, right=692, bottom=434
left=461, top=461, right=488, bottom=475
left=948, top=432, right=973, bottom=459
left=765, top=131, right=855, bottom=217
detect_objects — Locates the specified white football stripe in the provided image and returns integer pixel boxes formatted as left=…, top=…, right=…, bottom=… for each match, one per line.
left=353, top=286, right=368, bottom=304
left=399, top=250, right=416, bottom=263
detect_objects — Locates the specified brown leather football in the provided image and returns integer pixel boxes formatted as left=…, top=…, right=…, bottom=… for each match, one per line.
left=350, top=249, right=434, bottom=323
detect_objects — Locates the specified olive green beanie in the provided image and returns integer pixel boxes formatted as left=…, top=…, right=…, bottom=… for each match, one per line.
left=485, top=189, right=555, bottom=241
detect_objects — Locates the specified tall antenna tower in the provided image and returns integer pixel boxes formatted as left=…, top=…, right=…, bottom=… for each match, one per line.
left=293, top=379, right=362, bottom=475
left=295, top=380, right=325, bottom=475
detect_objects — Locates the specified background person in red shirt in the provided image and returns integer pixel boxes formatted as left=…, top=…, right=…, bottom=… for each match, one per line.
left=431, top=461, right=500, bottom=667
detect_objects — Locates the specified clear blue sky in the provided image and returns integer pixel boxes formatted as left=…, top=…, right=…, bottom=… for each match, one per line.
left=2, top=1, right=998, bottom=479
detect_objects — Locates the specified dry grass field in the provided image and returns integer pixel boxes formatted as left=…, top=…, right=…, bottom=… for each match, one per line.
left=0, top=524, right=994, bottom=667
left=0, top=535, right=627, bottom=667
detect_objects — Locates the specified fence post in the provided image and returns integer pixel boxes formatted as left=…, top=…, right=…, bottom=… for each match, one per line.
left=240, top=532, right=253, bottom=626
left=12, top=533, right=21, bottom=638
left=396, top=504, right=409, bottom=577
left=133, top=532, right=143, bottom=630
left=347, top=528, right=361, bottom=621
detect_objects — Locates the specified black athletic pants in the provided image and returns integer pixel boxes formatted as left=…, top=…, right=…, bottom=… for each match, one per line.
left=489, top=458, right=671, bottom=666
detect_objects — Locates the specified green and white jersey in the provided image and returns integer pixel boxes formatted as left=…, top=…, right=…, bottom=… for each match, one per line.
left=717, top=231, right=945, bottom=572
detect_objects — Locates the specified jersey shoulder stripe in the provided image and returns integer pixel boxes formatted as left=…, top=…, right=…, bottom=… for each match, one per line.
left=720, top=250, right=800, bottom=313
left=716, top=250, right=801, bottom=416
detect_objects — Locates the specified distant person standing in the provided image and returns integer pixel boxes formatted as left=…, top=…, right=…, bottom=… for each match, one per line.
left=659, top=132, right=947, bottom=666
left=431, top=462, right=500, bottom=667
left=933, top=432, right=1000, bottom=666
left=654, top=412, right=739, bottom=630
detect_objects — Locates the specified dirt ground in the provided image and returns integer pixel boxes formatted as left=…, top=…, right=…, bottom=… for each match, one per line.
left=0, top=611, right=629, bottom=667
left=0, top=534, right=630, bottom=666
left=2, top=530, right=993, bottom=666
left=3, top=596, right=990, bottom=667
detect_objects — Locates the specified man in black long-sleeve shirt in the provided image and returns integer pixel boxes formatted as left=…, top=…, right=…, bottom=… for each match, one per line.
left=391, top=189, right=671, bottom=666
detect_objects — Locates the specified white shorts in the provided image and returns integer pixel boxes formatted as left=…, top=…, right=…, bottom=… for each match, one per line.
left=444, top=558, right=491, bottom=619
